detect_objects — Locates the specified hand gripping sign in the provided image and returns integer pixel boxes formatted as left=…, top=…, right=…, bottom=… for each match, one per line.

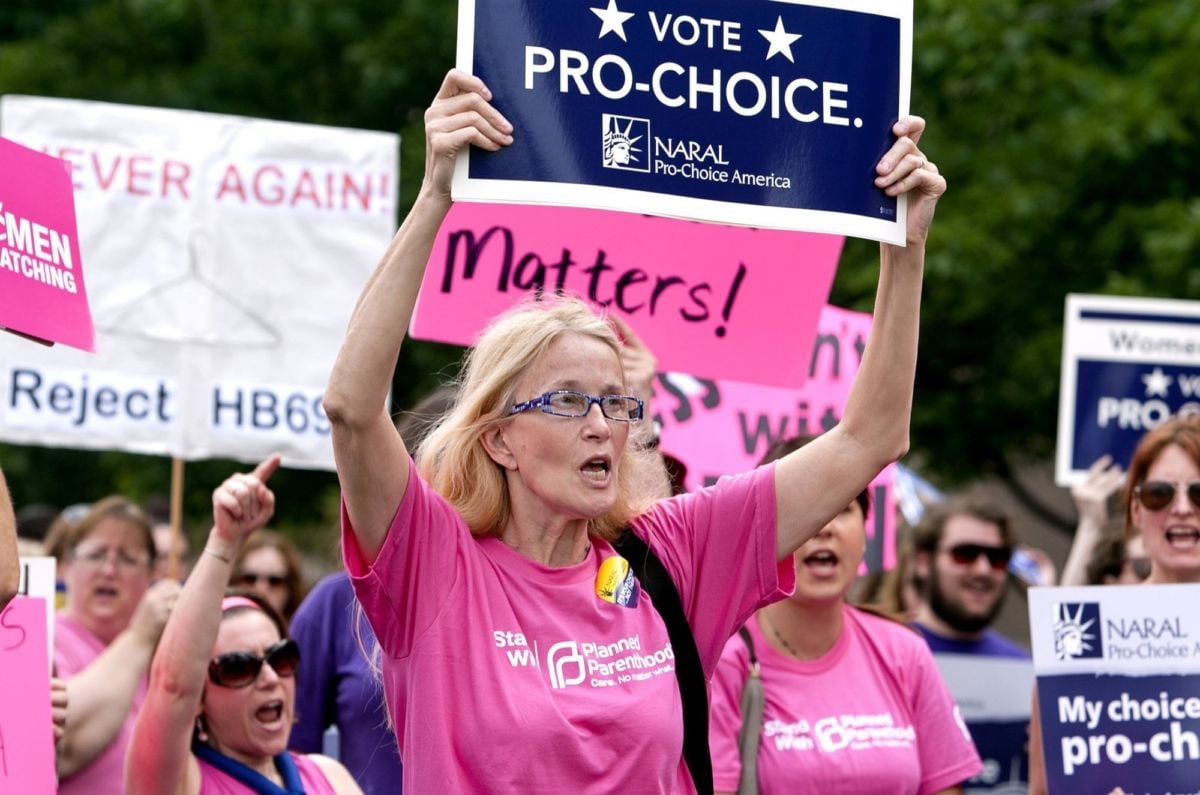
left=454, top=0, right=913, bottom=244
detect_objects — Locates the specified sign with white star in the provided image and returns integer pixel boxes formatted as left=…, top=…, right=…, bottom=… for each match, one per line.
left=1056, top=293, right=1200, bottom=485
left=453, top=0, right=913, bottom=243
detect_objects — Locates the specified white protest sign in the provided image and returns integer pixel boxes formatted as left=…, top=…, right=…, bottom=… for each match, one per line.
left=0, top=97, right=398, bottom=469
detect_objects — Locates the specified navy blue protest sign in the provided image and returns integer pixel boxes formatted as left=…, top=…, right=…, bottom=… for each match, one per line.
left=1030, top=584, right=1200, bottom=793
left=1055, top=294, right=1200, bottom=485
left=454, top=0, right=912, bottom=243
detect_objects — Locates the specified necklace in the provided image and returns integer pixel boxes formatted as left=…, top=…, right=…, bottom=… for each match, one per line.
left=760, top=610, right=801, bottom=658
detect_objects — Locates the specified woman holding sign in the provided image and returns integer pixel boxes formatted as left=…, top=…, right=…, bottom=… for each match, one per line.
left=322, top=68, right=946, bottom=794
left=127, top=456, right=361, bottom=795
left=1029, top=414, right=1200, bottom=793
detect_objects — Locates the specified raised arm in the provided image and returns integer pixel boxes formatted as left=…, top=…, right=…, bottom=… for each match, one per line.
left=0, top=466, right=18, bottom=609
left=323, top=69, right=513, bottom=563
left=1059, top=455, right=1125, bottom=586
left=774, top=116, right=946, bottom=560
left=127, top=456, right=279, bottom=795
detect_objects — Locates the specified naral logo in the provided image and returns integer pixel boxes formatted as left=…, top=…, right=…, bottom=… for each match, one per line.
left=546, top=640, right=586, bottom=689
left=1053, top=602, right=1102, bottom=660
left=601, top=114, right=650, bottom=173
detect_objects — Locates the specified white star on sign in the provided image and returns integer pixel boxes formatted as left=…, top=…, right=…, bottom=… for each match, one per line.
left=591, top=0, right=635, bottom=41
left=759, top=16, right=802, bottom=62
left=1142, top=366, right=1172, bottom=398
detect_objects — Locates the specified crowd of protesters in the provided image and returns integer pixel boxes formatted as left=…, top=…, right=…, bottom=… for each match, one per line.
left=1, top=66, right=1196, bottom=795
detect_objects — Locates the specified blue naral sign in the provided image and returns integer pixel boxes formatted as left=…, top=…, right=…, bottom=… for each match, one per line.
left=455, top=0, right=912, bottom=243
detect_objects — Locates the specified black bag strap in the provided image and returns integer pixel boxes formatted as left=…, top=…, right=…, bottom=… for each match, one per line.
left=613, top=529, right=714, bottom=795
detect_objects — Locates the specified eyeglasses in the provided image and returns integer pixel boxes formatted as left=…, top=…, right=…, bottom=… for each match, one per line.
left=944, top=543, right=1013, bottom=571
left=71, top=545, right=152, bottom=571
left=509, top=390, right=644, bottom=422
left=236, top=571, right=288, bottom=588
left=208, top=638, right=300, bottom=688
left=1124, top=557, right=1152, bottom=580
left=1134, top=481, right=1200, bottom=511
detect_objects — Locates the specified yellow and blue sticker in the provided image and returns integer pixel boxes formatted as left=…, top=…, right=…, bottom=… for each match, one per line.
left=596, top=555, right=640, bottom=608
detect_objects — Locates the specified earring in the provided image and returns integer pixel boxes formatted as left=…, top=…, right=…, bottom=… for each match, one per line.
left=195, top=715, right=209, bottom=743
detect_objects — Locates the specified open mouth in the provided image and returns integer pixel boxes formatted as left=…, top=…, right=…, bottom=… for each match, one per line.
left=93, top=585, right=119, bottom=599
left=802, top=549, right=839, bottom=575
left=1165, top=527, right=1200, bottom=549
left=580, top=457, right=612, bottom=482
left=255, top=700, right=285, bottom=727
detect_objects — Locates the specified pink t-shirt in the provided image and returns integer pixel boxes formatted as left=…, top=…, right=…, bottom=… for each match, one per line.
left=345, top=461, right=792, bottom=794
left=196, top=752, right=336, bottom=794
left=54, top=612, right=149, bottom=795
left=709, top=605, right=982, bottom=794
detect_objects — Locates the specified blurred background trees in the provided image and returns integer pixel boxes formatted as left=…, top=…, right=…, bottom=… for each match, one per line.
left=2, top=0, right=1198, bottom=545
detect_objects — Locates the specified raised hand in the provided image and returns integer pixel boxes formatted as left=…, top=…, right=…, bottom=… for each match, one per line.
left=212, top=454, right=281, bottom=544
left=423, top=69, right=514, bottom=199
left=874, top=115, right=946, bottom=248
left=1071, top=454, right=1125, bottom=527
left=128, top=578, right=182, bottom=646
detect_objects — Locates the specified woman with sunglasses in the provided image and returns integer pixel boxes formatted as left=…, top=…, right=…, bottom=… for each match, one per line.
left=322, top=68, right=945, bottom=793
left=127, top=456, right=361, bottom=795
left=231, top=530, right=307, bottom=621
left=1029, top=414, right=1200, bottom=794
left=708, top=436, right=981, bottom=795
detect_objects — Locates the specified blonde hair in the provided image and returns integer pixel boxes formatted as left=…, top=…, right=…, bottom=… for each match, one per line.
left=416, top=295, right=665, bottom=541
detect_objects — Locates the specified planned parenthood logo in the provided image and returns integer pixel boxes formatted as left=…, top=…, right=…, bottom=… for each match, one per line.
left=1053, top=602, right=1103, bottom=661
left=601, top=114, right=650, bottom=172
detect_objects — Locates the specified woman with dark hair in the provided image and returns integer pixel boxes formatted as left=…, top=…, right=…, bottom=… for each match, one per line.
left=708, top=437, right=980, bottom=794
left=127, top=456, right=361, bottom=795
left=231, top=530, right=307, bottom=621
left=54, top=496, right=181, bottom=795
left=323, top=68, right=945, bottom=793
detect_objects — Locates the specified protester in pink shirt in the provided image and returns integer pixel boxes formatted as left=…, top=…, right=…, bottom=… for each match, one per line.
left=323, top=68, right=946, bottom=794
left=709, top=436, right=982, bottom=795
left=127, top=457, right=361, bottom=795
left=54, top=496, right=181, bottom=795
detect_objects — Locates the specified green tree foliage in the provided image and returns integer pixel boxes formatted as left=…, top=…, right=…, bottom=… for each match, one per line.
left=833, top=0, right=1200, bottom=489
left=2, top=0, right=1199, bottom=533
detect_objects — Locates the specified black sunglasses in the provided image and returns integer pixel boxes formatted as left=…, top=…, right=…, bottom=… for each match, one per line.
left=1134, top=481, right=1200, bottom=512
left=208, top=638, right=300, bottom=688
left=944, top=543, right=1013, bottom=571
left=236, top=571, right=288, bottom=588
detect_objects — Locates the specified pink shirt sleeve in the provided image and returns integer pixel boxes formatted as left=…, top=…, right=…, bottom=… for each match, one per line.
left=633, top=462, right=794, bottom=674
left=341, top=459, right=471, bottom=659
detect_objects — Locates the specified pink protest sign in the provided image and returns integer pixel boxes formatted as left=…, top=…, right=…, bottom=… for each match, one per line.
left=0, top=136, right=93, bottom=351
left=412, top=202, right=843, bottom=387
left=655, top=304, right=898, bottom=570
left=0, top=596, right=55, bottom=794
